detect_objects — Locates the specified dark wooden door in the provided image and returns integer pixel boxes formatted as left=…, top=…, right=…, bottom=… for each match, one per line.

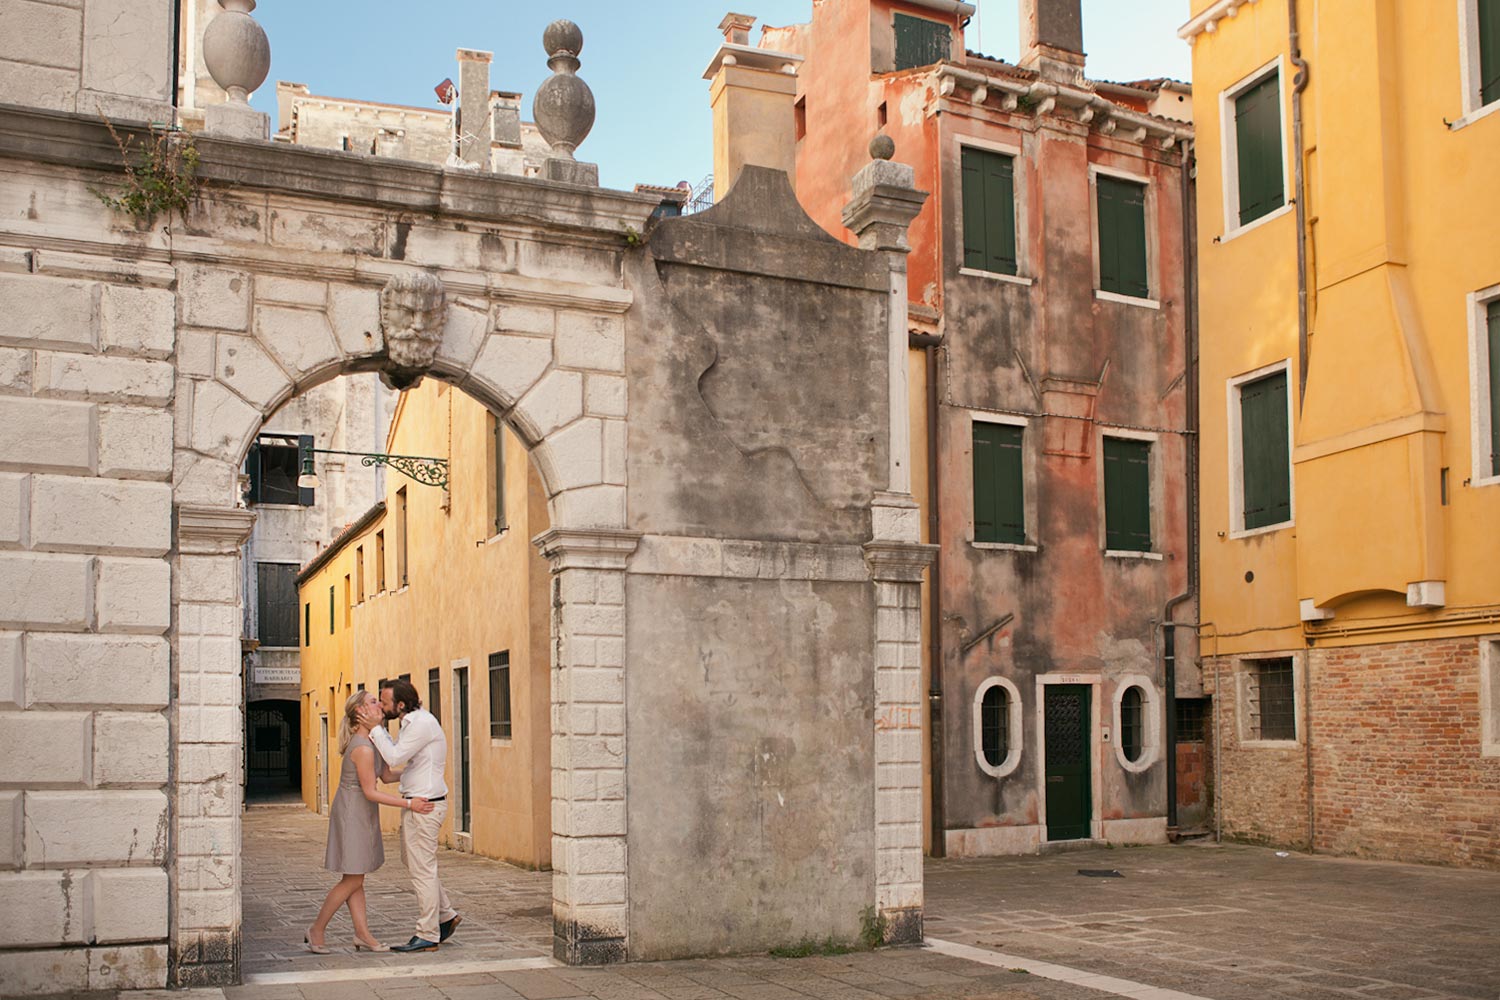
left=1045, top=685, right=1093, bottom=841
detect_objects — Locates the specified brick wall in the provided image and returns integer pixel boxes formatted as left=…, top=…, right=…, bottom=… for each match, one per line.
left=1208, top=635, right=1500, bottom=868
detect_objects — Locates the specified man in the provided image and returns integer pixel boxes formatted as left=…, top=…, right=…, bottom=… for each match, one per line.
left=359, top=678, right=462, bottom=952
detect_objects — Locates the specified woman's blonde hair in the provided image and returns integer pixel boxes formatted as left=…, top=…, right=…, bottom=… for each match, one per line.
left=337, top=690, right=370, bottom=755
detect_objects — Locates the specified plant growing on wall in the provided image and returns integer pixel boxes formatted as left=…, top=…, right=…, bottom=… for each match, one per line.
left=92, top=120, right=201, bottom=226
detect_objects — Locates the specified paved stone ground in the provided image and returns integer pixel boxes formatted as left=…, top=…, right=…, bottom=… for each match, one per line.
left=924, top=840, right=1500, bottom=1000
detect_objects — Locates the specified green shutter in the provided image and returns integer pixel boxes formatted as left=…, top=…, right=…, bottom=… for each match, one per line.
left=1482, top=0, right=1500, bottom=105
left=1235, top=74, right=1285, bottom=226
left=1489, top=300, right=1500, bottom=475
left=1103, top=438, right=1152, bottom=551
left=304, top=602, right=311, bottom=647
left=1097, top=176, right=1149, bottom=298
left=894, top=13, right=951, bottom=71
left=245, top=442, right=263, bottom=504
left=1241, top=371, right=1292, bottom=529
left=973, top=422, right=1025, bottom=544
left=960, top=147, right=1017, bottom=276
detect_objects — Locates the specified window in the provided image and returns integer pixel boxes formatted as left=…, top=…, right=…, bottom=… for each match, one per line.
left=1482, top=638, right=1500, bottom=757
left=972, top=421, right=1025, bottom=544
left=794, top=96, right=807, bottom=141
left=1176, top=697, right=1209, bottom=742
left=893, top=13, right=950, bottom=71
left=255, top=563, right=299, bottom=648
left=355, top=546, right=365, bottom=602
left=1096, top=175, right=1149, bottom=299
left=961, top=146, right=1018, bottom=276
left=1103, top=437, right=1152, bottom=552
left=244, top=434, right=313, bottom=506
left=488, top=651, right=512, bottom=740
left=1120, top=686, right=1144, bottom=763
left=394, top=487, right=409, bottom=588
left=343, top=575, right=351, bottom=627
left=488, top=414, right=507, bottom=536
left=1462, top=0, right=1500, bottom=115
left=1244, top=658, right=1296, bottom=742
left=375, top=531, right=387, bottom=592
left=328, top=585, right=335, bottom=634
left=1230, top=70, right=1285, bottom=228
left=973, top=677, right=1021, bottom=777
left=1477, top=296, right=1500, bottom=481
left=303, top=602, right=311, bottom=647
left=428, top=668, right=442, bottom=725
left=1236, top=369, right=1292, bottom=531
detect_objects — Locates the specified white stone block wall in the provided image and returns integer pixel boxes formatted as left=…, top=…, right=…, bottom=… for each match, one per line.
left=0, top=261, right=176, bottom=995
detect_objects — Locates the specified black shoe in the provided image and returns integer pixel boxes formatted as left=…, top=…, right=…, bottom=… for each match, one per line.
left=439, top=914, right=463, bottom=942
left=391, top=936, right=439, bottom=953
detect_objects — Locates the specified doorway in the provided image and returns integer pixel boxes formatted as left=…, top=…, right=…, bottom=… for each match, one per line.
left=454, top=665, right=472, bottom=835
left=245, top=700, right=300, bottom=804
left=316, top=714, right=329, bottom=815
left=1044, top=684, right=1093, bottom=841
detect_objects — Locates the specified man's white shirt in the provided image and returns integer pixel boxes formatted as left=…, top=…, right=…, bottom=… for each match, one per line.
left=368, top=707, right=448, bottom=800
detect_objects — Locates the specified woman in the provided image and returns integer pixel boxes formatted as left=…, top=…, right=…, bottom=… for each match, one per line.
left=305, top=690, right=434, bottom=953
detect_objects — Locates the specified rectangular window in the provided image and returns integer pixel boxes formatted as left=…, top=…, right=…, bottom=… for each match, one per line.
left=1096, top=175, right=1149, bottom=299
left=973, top=421, right=1025, bottom=544
left=1233, top=73, right=1285, bottom=227
left=255, top=562, right=299, bottom=647
left=1482, top=0, right=1500, bottom=106
left=1246, top=658, right=1296, bottom=741
left=328, top=585, right=335, bottom=634
left=1103, top=437, right=1152, bottom=551
left=355, top=546, right=365, bottom=602
left=428, top=668, right=442, bottom=725
left=394, top=487, right=408, bottom=588
left=1489, top=300, right=1500, bottom=476
left=893, top=13, right=951, bottom=71
left=1175, top=697, right=1209, bottom=743
left=343, top=575, right=351, bottom=627
left=1239, top=370, right=1292, bottom=530
left=303, top=602, right=311, bottom=647
left=375, top=531, right=387, bottom=592
left=489, top=415, right=507, bottom=536
left=244, top=434, right=314, bottom=506
left=488, top=650, right=512, bottom=740
left=960, top=146, right=1018, bottom=276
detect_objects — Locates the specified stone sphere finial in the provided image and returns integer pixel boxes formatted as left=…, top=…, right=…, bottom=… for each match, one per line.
left=202, top=0, right=270, bottom=103
left=870, top=133, right=896, bottom=161
left=533, top=19, right=596, bottom=160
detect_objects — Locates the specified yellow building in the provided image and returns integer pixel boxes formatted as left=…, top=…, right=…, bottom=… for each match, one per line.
left=1185, top=0, right=1500, bottom=866
left=298, top=380, right=553, bottom=868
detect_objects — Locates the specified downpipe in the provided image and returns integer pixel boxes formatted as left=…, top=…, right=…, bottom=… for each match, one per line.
left=911, top=330, right=946, bottom=857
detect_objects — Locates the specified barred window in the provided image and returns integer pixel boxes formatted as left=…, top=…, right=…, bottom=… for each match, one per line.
left=981, top=685, right=1009, bottom=767
left=1175, top=697, right=1209, bottom=742
left=1248, top=658, right=1295, bottom=741
left=1120, top=686, right=1144, bottom=762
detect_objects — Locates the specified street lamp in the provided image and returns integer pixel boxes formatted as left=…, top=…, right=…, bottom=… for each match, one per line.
left=297, top=441, right=449, bottom=491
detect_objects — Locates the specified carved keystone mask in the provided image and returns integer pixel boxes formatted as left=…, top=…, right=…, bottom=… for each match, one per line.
left=380, top=271, right=448, bottom=374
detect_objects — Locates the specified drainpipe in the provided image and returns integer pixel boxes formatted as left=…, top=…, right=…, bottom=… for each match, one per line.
left=1289, top=0, right=1311, bottom=404
left=170, top=0, right=182, bottom=124
left=1162, top=139, right=1200, bottom=837
left=911, top=330, right=945, bottom=857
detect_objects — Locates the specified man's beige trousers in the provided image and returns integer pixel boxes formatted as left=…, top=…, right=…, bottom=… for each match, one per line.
left=399, top=800, right=457, bottom=941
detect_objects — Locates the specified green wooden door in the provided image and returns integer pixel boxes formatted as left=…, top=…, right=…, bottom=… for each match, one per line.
left=1045, top=685, right=1092, bottom=841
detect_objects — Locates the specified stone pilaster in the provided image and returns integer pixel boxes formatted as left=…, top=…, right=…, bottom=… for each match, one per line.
left=170, top=504, right=255, bottom=987
left=535, top=527, right=639, bottom=964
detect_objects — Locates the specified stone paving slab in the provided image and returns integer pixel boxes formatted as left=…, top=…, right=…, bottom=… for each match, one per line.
left=924, top=840, right=1500, bottom=1000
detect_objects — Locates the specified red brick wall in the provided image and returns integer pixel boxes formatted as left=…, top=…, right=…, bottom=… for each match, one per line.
left=1209, top=636, right=1500, bottom=868
left=1174, top=740, right=1212, bottom=832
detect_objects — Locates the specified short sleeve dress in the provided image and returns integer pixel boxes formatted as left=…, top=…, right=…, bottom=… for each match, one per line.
left=324, top=732, right=386, bottom=874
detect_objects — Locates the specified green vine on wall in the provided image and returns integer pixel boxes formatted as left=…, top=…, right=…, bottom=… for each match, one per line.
left=92, top=119, right=201, bottom=226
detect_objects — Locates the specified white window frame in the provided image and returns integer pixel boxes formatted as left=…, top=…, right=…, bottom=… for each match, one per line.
left=1457, top=0, right=1500, bottom=127
left=1236, top=654, right=1301, bottom=749
left=1111, top=675, right=1161, bottom=773
left=954, top=134, right=1034, bottom=286
left=1481, top=636, right=1500, bottom=757
left=1088, top=163, right=1160, bottom=309
left=1468, top=283, right=1500, bottom=487
left=1218, top=57, right=1293, bottom=242
left=1226, top=359, right=1296, bottom=538
left=968, top=410, right=1038, bottom=552
left=1097, top=427, right=1165, bottom=560
left=973, top=676, right=1023, bottom=777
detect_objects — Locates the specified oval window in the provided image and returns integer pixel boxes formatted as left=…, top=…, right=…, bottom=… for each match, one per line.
left=1121, top=685, right=1144, bottom=763
left=981, top=684, right=1009, bottom=767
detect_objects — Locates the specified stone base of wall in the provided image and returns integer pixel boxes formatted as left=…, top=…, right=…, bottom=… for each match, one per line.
left=0, top=944, right=167, bottom=996
left=944, top=817, right=1167, bottom=857
left=170, top=929, right=238, bottom=987
left=1208, top=634, right=1500, bottom=869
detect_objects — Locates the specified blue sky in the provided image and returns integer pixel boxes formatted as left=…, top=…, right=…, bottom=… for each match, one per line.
left=249, top=1, right=1191, bottom=191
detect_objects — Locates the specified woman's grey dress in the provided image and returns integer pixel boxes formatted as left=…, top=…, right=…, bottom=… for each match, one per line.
left=324, top=733, right=385, bottom=874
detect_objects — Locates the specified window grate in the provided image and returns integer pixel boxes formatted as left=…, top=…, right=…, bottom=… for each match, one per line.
left=1249, top=659, right=1295, bottom=740
left=1120, top=686, right=1144, bottom=762
left=488, top=651, right=512, bottom=740
left=1175, top=697, right=1209, bottom=742
left=980, top=684, right=1009, bottom=767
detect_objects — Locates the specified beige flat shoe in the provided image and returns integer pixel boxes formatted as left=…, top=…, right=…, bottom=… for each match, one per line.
left=304, top=930, right=331, bottom=955
left=353, top=937, right=389, bottom=952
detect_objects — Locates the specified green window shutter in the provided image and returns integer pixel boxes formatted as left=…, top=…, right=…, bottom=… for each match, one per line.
left=1488, top=300, right=1500, bottom=475
left=1240, top=371, right=1292, bottom=529
left=894, top=13, right=951, bottom=71
left=1097, top=176, right=1149, bottom=298
left=1235, top=74, right=1285, bottom=226
left=973, top=422, right=1025, bottom=544
left=960, top=147, right=1017, bottom=276
left=1482, top=0, right=1500, bottom=105
left=304, top=602, right=311, bottom=647
left=1103, top=438, right=1152, bottom=551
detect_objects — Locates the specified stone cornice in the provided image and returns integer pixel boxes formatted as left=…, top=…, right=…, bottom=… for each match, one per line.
left=702, top=43, right=803, bottom=81
left=1178, top=0, right=1260, bottom=44
left=533, top=528, right=643, bottom=571
left=176, top=505, right=257, bottom=554
left=0, top=103, right=659, bottom=236
left=863, top=540, right=938, bottom=583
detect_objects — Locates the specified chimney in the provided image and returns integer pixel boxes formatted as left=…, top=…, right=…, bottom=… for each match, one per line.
left=1018, top=0, right=1085, bottom=83
left=455, top=48, right=494, bottom=168
left=704, top=13, right=803, bottom=201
